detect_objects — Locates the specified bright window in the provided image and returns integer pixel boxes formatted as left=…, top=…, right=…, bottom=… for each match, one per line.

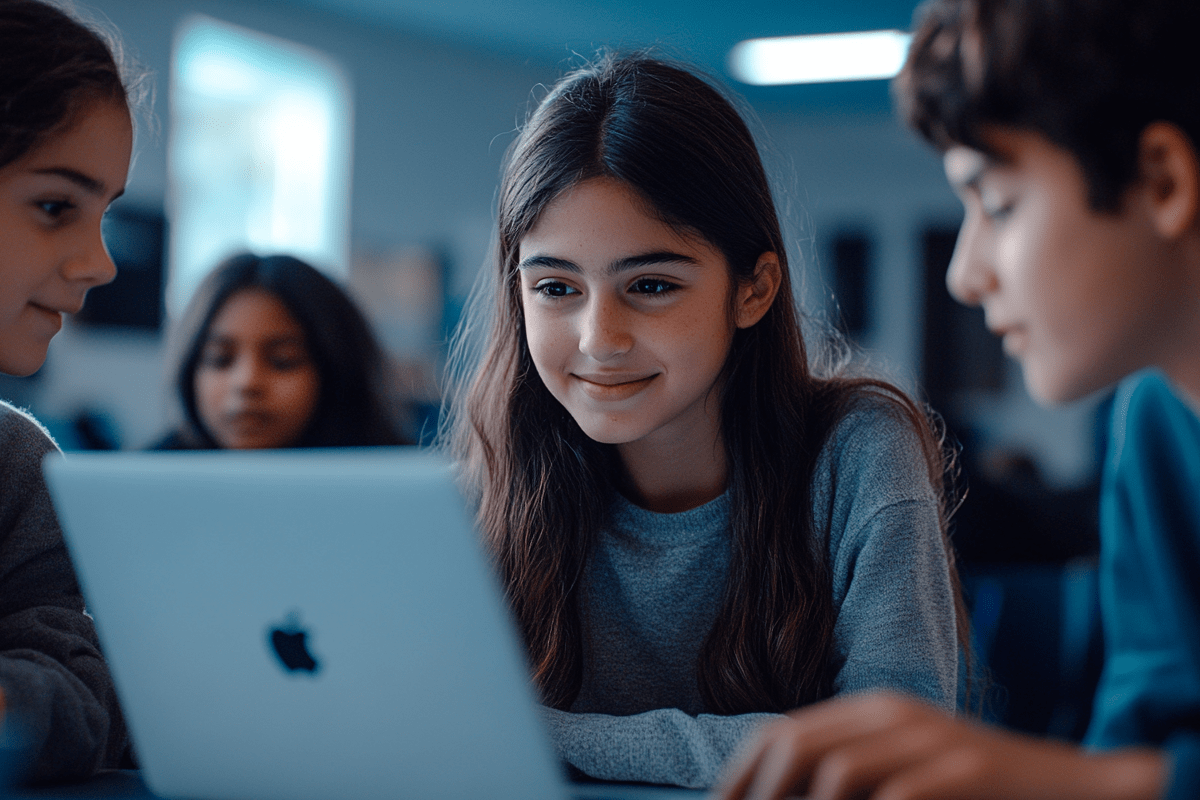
left=168, top=15, right=353, bottom=314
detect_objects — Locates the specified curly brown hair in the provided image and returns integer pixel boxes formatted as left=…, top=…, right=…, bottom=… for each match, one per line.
left=896, top=0, right=1200, bottom=212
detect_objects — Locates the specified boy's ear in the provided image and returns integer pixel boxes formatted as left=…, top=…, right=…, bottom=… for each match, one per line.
left=1137, top=122, right=1200, bottom=239
left=735, top=252, right=782, bottom=329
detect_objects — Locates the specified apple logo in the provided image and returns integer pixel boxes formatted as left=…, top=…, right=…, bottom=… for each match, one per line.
left=267, top=612, right=321, bottom=676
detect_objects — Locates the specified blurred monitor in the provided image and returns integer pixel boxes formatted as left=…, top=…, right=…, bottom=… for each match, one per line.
left=77, top=206, right=166, bottom=331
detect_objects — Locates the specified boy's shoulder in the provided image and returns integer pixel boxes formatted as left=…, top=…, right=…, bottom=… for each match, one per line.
left=1108, top=370, right=1200, bottom=471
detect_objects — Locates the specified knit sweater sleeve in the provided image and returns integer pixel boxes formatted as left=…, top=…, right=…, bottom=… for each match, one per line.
left=817, top=401, right=958, bottom=709
left=542, top=400, right=957, bottom=789
left=0, top=402, right=129, bottom=782
left=539, top=705, right=774, bottom=789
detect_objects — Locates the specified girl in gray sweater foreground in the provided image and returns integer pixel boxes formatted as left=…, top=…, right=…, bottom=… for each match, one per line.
left=445, top=54, right=969, bottom=788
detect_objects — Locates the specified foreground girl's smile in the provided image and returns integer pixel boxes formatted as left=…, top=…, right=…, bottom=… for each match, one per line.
left=573, top=372, right=658, bottom=400
left=518, top=176, right=737, bottom=449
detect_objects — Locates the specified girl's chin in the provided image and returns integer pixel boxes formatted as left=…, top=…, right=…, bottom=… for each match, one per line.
left=0, top=343, right=50, bottom=377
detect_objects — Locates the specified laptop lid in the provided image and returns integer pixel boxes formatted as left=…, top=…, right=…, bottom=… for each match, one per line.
left=44, top=449, right=565, bottom=800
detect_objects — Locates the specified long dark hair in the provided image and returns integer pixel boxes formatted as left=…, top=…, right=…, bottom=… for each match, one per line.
left=0, top=0, right=149, bottom=169
left=166, top=253, right=410, bottom=448
left=446, top=54, right=967, bottom=713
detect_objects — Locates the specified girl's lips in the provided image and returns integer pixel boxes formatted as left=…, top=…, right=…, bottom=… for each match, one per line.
left=28, top=303, right=64, bottom=331
left=223, top=410, right=274, bottom=431
left=573, top=374, right=657, bottom=401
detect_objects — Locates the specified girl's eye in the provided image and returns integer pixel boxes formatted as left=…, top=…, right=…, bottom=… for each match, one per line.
left=533, top=280, right=579, bottom=298
left=199, top=351, right=233, bottom=370
left=267, top=352, right=309, bottom=371
left=37, top=199, right=75, bottom=220
left=631, top=278, right=678, bottom=295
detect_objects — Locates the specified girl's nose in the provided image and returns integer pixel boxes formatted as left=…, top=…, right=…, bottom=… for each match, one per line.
left=64, top=224, right=118, bottom=289
left=230, top=356, right=267, bottom=395
left=577, top=294, right=634, bottom=361
left=945, top=215, right=998, bottom=307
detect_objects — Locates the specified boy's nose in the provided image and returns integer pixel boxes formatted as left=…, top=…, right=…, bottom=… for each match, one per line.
left=945, top=216, right=998, bottom=307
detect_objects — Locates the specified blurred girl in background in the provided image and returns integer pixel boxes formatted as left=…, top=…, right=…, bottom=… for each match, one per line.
left=154, top=252, right=411, bottom=450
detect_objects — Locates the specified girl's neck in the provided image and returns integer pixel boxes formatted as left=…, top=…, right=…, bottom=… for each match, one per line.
left=616, top=422, right=727, bottom=514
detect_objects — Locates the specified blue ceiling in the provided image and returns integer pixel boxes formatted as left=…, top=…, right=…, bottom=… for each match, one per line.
left=283, top=0, right=926, bottom=111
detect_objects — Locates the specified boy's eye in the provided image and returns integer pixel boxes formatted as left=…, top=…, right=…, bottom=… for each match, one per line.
left=533, top=280, right=579, bottom=298
left=631, top=278, right=677, bottom=295
left=982, top=201, right=1015, bottom=221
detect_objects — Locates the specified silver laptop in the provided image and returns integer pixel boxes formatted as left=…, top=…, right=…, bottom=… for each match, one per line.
left=44, top=450, right=700, bottom=800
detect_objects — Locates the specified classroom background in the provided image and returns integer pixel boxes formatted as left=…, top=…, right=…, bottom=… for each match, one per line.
left=4, top=0, right=1108, bottom=738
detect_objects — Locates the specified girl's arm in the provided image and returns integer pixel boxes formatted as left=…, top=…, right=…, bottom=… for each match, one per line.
left=0, top=404, right=130, bottom=781
left=818, top=400, right=959, bottom=709
left=539, top=705, right=778, bottom=789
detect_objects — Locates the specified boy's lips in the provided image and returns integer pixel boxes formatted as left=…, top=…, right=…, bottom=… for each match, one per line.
left=989, top=323, right=1029, bottom=355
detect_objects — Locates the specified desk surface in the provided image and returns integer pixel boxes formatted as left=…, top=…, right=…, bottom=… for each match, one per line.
left=10, top=771, right=150, bottom=799
left=9, top=771, right=709, bottom=800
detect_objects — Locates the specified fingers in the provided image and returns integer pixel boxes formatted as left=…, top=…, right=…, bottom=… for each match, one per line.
left=807, top=719, right=958, bottom=800
left=871, top=746, right=1000, bottom=800
left=713, top=718, right=797, bottom=800
left=716, top=692, right=1161, bottom=800
left=739, top=721, right=817, bottom=800
left=714, top=693, right=938, bottom=800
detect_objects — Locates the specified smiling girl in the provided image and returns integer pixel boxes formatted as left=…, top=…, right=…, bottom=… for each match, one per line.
left=445, top=55, right=968, bottom=788
left=0, top=0, right=140, bottom=780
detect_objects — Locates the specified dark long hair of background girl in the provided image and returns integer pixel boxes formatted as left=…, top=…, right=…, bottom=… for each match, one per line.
left=164, top=253, right=409, bottom=448
left=446, top=54, right=969, bottom=714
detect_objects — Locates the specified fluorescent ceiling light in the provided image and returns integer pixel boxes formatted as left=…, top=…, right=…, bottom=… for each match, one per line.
left=728, top=30, right=912, bottom=86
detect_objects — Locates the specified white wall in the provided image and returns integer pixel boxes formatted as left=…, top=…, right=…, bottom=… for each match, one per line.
left=757, top=110, right=1102, bottom=486
left=15, top=0, right=1101, bottom=484
left=30, top=0, right=547, bottom=447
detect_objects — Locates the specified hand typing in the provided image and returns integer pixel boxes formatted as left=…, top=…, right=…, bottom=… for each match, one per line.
left=713, top=691, right=1166, bottom=800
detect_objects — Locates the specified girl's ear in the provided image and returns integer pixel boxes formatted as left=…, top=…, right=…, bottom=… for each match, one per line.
left=735, top=252, right=782, bottom=329
left=1137, top=122, right=1200, bottom=240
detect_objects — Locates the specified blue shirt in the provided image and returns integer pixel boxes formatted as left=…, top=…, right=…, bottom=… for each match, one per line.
left=1086, top=372, right=1200, bottom=800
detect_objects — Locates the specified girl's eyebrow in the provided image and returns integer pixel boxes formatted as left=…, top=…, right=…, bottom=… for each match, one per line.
left=206, top=333, right=307, bottom=347
left=518, top=251, right=700, bottom=275
left=32, top=166, right=125, bottom=201
left=261, top=335, right=308, bottom=348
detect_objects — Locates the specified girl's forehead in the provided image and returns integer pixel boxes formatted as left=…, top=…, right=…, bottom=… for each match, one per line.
left=519, top=177, right=716, bottom=261
left=6, top=98, right=132, bottom=195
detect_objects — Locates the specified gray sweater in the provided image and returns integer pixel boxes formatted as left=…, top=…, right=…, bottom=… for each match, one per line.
left=541, top=400, right=958, bottom=788
left=0, top=401, right=128, bottom=781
